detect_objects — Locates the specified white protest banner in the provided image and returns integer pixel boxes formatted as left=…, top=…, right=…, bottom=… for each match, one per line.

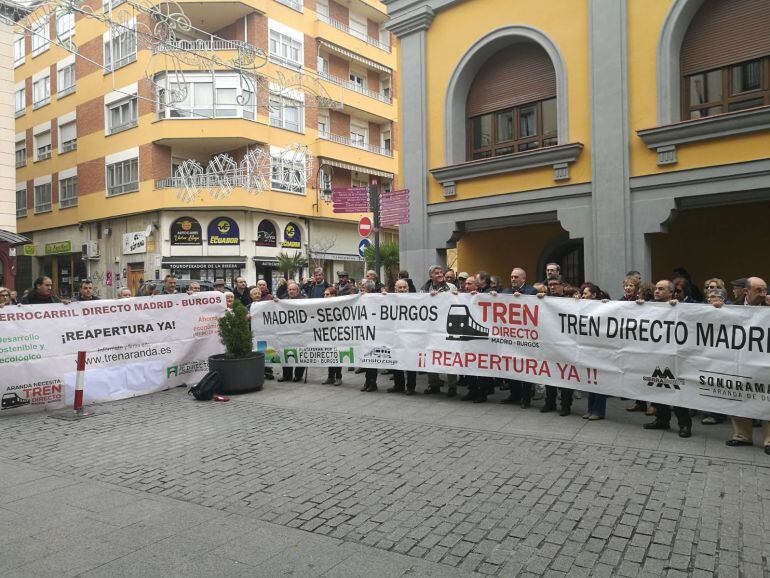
left=0, top=293, right=225, bottom=415
left=251, top=293, right=770, bottom=420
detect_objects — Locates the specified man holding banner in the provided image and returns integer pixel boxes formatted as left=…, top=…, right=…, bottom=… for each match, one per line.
left=724, top=277, right=769, bottom=453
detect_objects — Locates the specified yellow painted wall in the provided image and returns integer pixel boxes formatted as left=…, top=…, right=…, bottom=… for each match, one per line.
left=424, top=0, right=591, bottom=204
left=649, top=202, right=770, bottom=286
left=455, top=222, right=568, bottom=282
left=627, top=0, right=770, bottom=176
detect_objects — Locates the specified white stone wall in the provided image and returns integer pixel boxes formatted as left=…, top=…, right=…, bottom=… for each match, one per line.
left=0, top=20, right=16, bottom=233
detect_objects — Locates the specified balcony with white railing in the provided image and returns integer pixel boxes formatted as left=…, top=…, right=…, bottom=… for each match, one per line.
left=318, top=130, right=392, bottom=157
left=153, top=36, right=258, bottom=54
left=316, top=6, right=391, bottom=53
left=317, top=70, right=391, bottom=104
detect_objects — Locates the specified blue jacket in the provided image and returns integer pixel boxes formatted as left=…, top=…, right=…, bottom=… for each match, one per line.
left=502, top=284, right=538, bottom=296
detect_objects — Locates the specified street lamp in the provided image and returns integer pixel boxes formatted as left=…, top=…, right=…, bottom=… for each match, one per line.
left=315, top=163, right=334, bottom=209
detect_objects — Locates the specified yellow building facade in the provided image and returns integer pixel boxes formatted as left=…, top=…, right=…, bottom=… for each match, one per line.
left=385, top=0, right=770, bottom=292
left=14, top=0, right=398, bottom=297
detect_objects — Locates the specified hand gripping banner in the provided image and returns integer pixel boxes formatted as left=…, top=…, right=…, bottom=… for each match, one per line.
left=0, top=294, right=225, bottom=414
left=251, top=293, right=770, bottom=420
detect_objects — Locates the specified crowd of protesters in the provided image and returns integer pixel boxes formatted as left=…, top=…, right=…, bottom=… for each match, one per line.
left=4, top=263, right=768, bottom=456
left=281, top=263, right=769, bottom=457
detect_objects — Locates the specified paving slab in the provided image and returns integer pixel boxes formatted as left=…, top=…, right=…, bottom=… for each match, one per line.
left=0, top=369, right=768, bottom=577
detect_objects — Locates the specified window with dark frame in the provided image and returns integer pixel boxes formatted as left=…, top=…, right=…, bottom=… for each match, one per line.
left=683, top=57, right=770, bottom=120
left=467, top=98, right=557, bottom=161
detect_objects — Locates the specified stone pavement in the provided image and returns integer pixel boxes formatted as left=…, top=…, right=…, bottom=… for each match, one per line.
left=1, top=369, right=769, bottom=577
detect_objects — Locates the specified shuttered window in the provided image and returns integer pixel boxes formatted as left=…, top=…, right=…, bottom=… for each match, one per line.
left=466, top=42, right=556, bottom=117
left=681, top=0, right=770, bottom=119
left=466, top=42, right=556, bottom=161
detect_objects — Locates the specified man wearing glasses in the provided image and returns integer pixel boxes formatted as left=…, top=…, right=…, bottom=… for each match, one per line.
left=542, top=262, right=561, bottom=285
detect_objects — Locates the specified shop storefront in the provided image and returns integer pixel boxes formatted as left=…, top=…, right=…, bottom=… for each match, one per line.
left=165, top=214, right=246, bottom=285
left=37, top=241, right=86, bottom=298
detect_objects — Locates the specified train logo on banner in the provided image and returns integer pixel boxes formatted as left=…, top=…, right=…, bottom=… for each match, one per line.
left=446, top=305, right=490, bottom=341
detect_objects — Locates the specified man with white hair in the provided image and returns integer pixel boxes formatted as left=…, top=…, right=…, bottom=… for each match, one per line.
left=723, top=277, right=769, bottom=455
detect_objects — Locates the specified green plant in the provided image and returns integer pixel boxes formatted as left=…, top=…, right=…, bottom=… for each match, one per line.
left=362, top=241, right=400, bottom=286
left=218, top=301, right=253, bottom=359
left=276, top=251, right=307, bottom=278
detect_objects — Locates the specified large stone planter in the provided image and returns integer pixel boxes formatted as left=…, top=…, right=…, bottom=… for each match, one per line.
left=208, top=352, right=264, bottom=394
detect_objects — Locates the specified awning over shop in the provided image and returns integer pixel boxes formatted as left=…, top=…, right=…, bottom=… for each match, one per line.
left=317, top=40, right=391, bottom=74
left=0, top=229, right=32, bottom=247
left=317, top=158, right=394, bottom=180
left=161, top=257, right=246, bottom=270
left=311, top=252, right=362, bottom=262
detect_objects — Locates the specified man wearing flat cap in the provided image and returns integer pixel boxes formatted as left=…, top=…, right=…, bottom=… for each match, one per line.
left=730, top=278, right=747, bottom=305
left=336, top=271, right=356, bottom=296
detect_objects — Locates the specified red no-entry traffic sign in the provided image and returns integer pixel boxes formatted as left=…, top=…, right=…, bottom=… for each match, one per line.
left=358, top=216, right=373, bottom=237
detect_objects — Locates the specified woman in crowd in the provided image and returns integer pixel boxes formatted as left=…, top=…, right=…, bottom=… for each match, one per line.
left=358, top=281, right=379, bottom=392
left=620, top=275, right=639, bottom=301
left=322, top=286, right=343, bottom=386
left=0, top=287, right=12, bottom=306
left=581, top=283, right=607, bottom=421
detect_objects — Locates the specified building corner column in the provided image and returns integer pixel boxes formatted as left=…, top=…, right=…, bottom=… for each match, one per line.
left=589, top=0, right=632, bottom=292
left=386, top=5, right=435, bottom=281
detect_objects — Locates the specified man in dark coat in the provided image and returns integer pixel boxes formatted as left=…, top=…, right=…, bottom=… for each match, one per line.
left=20, top=277, right=60, bottom=304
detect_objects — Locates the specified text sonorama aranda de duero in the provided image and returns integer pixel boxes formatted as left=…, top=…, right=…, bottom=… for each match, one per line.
left=253, top=293, right=770, bottom=420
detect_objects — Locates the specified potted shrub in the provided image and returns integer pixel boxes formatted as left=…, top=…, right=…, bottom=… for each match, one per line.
left=208, top=300, right=264, bottom=394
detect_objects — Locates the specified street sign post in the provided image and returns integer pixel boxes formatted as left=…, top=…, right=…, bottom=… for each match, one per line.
left=358, top=216, right=372, bottom=237
left=358, top=238, right=372, bottom=258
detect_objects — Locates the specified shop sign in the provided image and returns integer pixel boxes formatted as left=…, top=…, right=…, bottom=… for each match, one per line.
left=281, top=222, right=302, bottom=249
left=45, top=241, right=71, bottom=255
left=122, top=231, right=147, bottom=255
left=22, top=245, right=37, bottom=256
left=170, top=217, right=202, bottom=245
left=256, top=219, right=277, bottom=247
left=208, top=217, right=240, bottom=246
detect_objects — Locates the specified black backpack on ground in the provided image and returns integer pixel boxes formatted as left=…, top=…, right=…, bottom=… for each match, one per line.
left=188, top=371, right=221, bottom=401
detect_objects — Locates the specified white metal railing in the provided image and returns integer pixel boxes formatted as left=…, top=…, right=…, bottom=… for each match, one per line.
left=109, top=120, right=137, bottom=134
left=34, top=203, right=52, bottom=214
left=104, top=52, right=136, bottom=72
left=153, top=37, right=254, bottom=54
left=36, top=150, right=52, bottom=162
left=156, top=173, right=246, bottom=189
left=107, top=181, right=139, bottom=196
left=58, top=84, right=76, bottom=97
left=318, top=130, right=392, bottom=156
left=275, top=0, right=302, bottom=11
left=316, top=7, right=391, bottom=53
left=61, top=139, right=77, bottom=153
left=60, top=196, right=78, bottom=208
left=17, top=207, right=27, bottom=218
left=317, top=70, right=391, bottom=104
left=32, top=96, right=50, bottom=110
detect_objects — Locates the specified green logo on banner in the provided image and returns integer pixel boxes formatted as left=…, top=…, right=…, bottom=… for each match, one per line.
left=284, top=348, right=298, bottom=363
left=339, top=347, right=354, bottom=364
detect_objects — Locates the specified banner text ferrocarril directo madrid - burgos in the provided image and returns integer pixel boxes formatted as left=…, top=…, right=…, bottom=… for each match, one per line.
left=0, top=294, right=225, bottom=414
left=251, top=293, right=770, bottom=420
